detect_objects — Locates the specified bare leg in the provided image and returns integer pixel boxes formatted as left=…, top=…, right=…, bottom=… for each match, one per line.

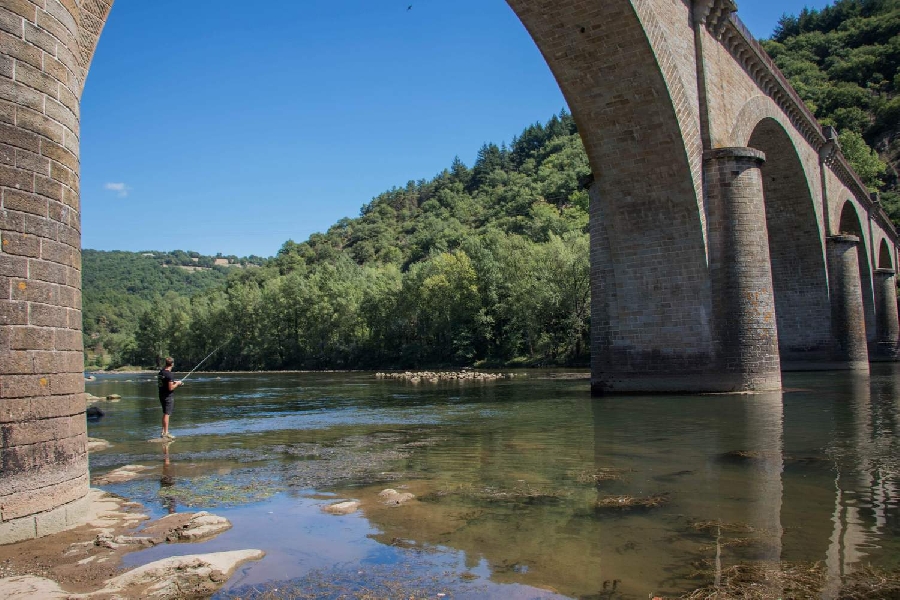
left=162, top=413, right=169, bottom=436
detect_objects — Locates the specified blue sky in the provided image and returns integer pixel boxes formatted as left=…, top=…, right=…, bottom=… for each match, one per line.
left=81, top=0, right=832, bottom=258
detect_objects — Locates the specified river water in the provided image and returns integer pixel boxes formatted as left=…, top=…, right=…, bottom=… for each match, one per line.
left=85, top=367, right=900, bottom=598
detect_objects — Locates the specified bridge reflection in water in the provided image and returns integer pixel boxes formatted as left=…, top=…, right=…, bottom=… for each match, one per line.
left=350, top=369, right=900, bottom=597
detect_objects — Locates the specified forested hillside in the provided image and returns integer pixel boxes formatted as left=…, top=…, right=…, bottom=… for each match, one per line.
left=96, top=111, right=592, bottom=371
left=761, top=0, right=900, bottom=215
left=83, top=250, right=255, bottom=368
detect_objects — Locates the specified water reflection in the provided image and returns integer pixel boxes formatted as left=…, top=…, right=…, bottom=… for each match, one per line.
left=86, top=369, right=900, bottom=597
left=160, top=442, right=176, bottom=514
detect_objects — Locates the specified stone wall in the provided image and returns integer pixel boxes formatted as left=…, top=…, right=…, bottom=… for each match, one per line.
left=0, top=0, right=93, bottom=544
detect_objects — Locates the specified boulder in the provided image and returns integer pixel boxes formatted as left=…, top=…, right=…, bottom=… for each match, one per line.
left=323, top=501, right=360, bottom=515
left=378, top=489, right=415, bottom=506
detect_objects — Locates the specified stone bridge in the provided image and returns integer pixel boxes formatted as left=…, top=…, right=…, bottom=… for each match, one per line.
left=1, top=0, right=898, bottom=542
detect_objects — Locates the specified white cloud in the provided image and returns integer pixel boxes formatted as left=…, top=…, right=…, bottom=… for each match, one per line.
left=104, top=182, right=131, bottom=198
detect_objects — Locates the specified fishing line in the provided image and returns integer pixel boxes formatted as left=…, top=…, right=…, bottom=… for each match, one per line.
left=180, top=339, right=229, bottom=383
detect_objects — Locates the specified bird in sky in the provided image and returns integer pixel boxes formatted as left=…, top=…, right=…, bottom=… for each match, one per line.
left=407, top=5, right=412, bottom=10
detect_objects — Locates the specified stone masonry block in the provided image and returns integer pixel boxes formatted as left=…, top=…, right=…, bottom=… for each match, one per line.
left=0, top=8, right=25, bottom=38
left=9, top=325, right=54, bottom=350
left=0, top=54, right=11, bottom=80
left=0, top=30, right=42, bottom=70
left=0, top=393, right=83, bottom=423
left=30, top=302, right=66, bottom=327
left=0, top=254, right=27, bottom=277
left=0, top=78, right=43, bottom=113
left=28, top=259, right=67, bottom=284
left=41, top=145, right=78, bottom=176
left=13, top=60, right=60, bottom=100
left=0, top=349, right=32, bottom=374
left=0, top=515, right=36, bottom=545
left=20, top=107, right=65, bottom=145
left=0, top=434, right=85, bottom=475
left=23, top=21, right=61, bottom=59
left=34, top=502, right=68, bottom=537
left=56, top=283, right=77, bottom=308
left=10, top=277, right=57, bottom=302
left=0, top=141, right=13, bottom=162
left=3, top=0, right=39, bottom=21
left=23, top=213, right=57, bottom=238
left=3, top=473, right=88, bottom=522
left=16, top=148, right=51, bottom=176
left=50, top=370, right=83, bottom=394
left=1, top=231, right=41, bottom=257
left=1, top=414, right=85, bottom=448
left=4, top=188, right=48, bottom=216
left=0, top=164, right=36, bottom=191
left=36, top=175, right=64, bottom=202
left=0, top=298, right=27, bottom=325
left=41, top=237, right=76, bottom=266
left=0, top=123, right=40, bottom=154
left=0, top=373, right=49, bottom=398
left=53, top=328, right=81, bottom=352
left=65, top=491, right=90, bottom=527
left=32, top=349, right=82, bottom=372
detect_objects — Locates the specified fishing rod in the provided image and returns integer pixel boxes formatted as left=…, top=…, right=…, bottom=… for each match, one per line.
left=180, top=339, right=229, bottom=383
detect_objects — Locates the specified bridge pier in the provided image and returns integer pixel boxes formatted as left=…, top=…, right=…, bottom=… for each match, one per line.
left=705, top=148, right=782, bottom=391
left=873, top=268, right=900, bottom=360
left=827, top=235, right=870, bottom=371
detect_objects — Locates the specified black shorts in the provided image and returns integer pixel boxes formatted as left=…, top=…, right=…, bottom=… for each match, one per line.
left=159, top=395, right=175, bottom=415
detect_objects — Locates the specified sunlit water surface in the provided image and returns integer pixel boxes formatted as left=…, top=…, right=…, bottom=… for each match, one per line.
left=85, top=368, right=900, bottom=598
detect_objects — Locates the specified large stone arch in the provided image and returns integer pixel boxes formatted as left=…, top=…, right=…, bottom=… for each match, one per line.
left=509, top=1, right=709, bottom=392
left=0, top=0, right=708, bottom=541
left=746, top=117, right=831, bottom=367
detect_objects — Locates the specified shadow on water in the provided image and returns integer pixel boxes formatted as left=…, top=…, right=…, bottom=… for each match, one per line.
left=86, top=368, right=900, bottom=598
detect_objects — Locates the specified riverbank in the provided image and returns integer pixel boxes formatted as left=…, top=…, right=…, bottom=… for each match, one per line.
left=0, top=488, right=263, bottom=598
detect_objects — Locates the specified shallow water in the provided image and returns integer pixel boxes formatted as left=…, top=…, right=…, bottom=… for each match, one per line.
left=86, top=367, right=900, bottom=598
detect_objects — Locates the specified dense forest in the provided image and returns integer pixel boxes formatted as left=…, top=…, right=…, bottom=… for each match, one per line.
left=83, top=250, right=253, bottom=367
left=762, top=0, right=900, bottom=216
left=84, top=0, right=900, bottom=371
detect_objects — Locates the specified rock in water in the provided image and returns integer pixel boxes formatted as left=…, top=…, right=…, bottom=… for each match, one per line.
left=86, top=406, right=104, bottom=420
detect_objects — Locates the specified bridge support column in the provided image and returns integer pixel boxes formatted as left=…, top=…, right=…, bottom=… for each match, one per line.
left=0, top=1, right=89, bottom=544
left=873, top=268, right=899, bottom=360
left=827, top=235, right=870, bottom=371
left=705, top=148, right=782, bottom=391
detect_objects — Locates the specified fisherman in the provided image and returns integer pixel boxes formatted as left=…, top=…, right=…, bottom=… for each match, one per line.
left=157, top=357, right=183, bottom=439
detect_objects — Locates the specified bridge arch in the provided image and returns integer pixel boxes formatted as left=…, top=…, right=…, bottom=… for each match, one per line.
left=746, top=117, right=831, bottom=366
left=879, top=239, right=894, bottom=270
left=838, top=201, right=876, bottom=346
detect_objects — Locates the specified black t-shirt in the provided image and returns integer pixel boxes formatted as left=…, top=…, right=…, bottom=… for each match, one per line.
left=158, top=369, right=175, bottom=401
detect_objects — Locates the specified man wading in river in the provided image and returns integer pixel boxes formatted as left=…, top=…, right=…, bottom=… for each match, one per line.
left=157, top=357, right=183, bottom=439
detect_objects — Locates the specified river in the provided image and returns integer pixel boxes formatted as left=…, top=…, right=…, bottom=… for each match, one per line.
left=85, top=367, right=900, bottom=598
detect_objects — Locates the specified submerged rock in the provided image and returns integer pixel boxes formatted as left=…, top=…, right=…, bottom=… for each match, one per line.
left=91, top=465, right=154, bottom=485
left=379, top=489, right=416, bottom=506
left=323, top=501, right=360, bottom=515
left=142, top=511, right=233, bottom=543
left=85, top=406, right=104, bottom=420
left=87, top=438, right=111, bottom=452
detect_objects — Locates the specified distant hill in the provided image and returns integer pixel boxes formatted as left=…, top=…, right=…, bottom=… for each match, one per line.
left=82, top=250, right=263, bottom=368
